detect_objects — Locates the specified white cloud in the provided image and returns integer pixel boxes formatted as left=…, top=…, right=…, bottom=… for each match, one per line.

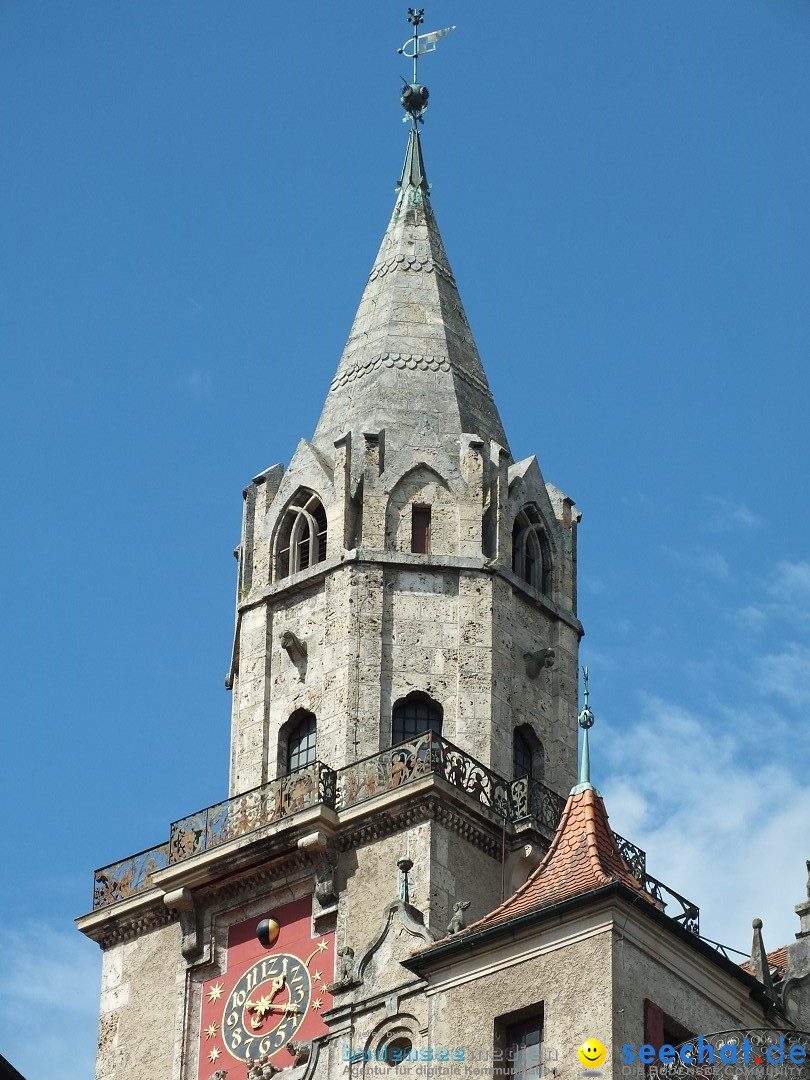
left=179, top=368, right=214, bottom=399
left=0, top=923, right=100, bottom=1079
left=601, top=694, right=810, bottom=954
left=704, top=495, right=762, bottom=531
left=768, top=560, right=810, bottom=604
left=756, top=642, right=810, bottom=706
left=662, top=545, right=730, bottom=580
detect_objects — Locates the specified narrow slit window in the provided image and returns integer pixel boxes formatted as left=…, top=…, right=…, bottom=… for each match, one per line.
left=411, top=505, right=431, bottom=554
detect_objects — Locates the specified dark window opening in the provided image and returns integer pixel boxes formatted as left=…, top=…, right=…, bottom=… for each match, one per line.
left=644, top=1000, right=694, bottom=1068
left=411, top=505, right=431, bottom=554
left=286, top=711, right=317, bottom=773
left=513, top=730, right=533, bottom=779
left=392, top=692, right=442, bottom=745
left=381, top=1036, right=415, bottom=1066
left=511, top=506, right=551, bottom=594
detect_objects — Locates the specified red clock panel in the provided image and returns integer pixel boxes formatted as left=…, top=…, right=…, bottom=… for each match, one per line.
left=198, top=897, right=334, bottom=1077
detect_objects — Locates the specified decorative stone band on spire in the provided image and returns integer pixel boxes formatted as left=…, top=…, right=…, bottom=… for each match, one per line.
left=329, top=353, right=496, bottom=400
left=368, top=254, right=456, bottom=285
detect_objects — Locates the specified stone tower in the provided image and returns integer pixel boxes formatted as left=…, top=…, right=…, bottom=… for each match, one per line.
left=78, top=65, right=585, bottom=1080
left=225, top=120, right=582, bottom=918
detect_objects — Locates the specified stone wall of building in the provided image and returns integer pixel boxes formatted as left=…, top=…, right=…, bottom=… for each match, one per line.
left=94, top=921, right=183, bottom=1080
left=612, top=923, right=776, bottom=1062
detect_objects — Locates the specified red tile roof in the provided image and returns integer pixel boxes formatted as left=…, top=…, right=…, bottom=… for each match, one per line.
left=452, top=786, right=660, bottom=939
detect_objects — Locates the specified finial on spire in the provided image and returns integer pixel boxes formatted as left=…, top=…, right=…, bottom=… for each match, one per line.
left=571, top=666, right=599, bottom=794
left=398, top=9, right=456, bottom=129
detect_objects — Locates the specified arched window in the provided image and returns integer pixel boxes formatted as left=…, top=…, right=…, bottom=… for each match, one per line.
left=286, top=711, right=317, bottom=773
left=392, top=692, right=442, bottom=745
left=513, top=729, right=533, bottom=780
left=512, top=505, right=551, bottom=594
left=512, top=724, right=544, bottom=785
left=276, top=490, right=327, bottom=579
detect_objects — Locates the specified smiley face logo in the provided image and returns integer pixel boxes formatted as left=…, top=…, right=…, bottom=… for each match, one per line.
left=577, top=1038, right=607, bottom=1069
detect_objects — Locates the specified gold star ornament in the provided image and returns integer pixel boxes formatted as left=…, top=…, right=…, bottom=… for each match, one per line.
left=208, top=1046, right=221, bottom=1062
left=205, top=1022, right=218, bottom=1040
left=207, top=982, right=224, bottom=1003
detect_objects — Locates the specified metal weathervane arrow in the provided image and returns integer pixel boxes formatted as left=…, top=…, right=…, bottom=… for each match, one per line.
left=398, top=8, right=456, bottom=128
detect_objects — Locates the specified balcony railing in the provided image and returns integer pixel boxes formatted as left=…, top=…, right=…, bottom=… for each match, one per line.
left=664, top=1030, right=810, bottom=1080
left=93, top=841, right=170, bottom=910
left=90, top=734, right=698, bottom=940
left=168, top=760, right=336, bottom=862
left=511, top=776, right=567, bottom=834
left=92, top=736, right=567, bottom=910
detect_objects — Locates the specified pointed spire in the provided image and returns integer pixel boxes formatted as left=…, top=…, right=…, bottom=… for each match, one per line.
left=312, top=130, right=510, bottom=458
left=749, top=918, right=777, bottom=999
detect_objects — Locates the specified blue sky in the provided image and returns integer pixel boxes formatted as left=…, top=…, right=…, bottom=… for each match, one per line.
left=2, top=2, right=809, bottom=1076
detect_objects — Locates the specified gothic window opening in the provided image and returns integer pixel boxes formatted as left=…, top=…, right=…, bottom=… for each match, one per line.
left=411, top=504, right=431, bottom=554
left=513, top=729, right=533, bottom=780
left=276, top=490, right=327, bottom=579
left=512, top=505, right=551, bottom=594
left=286, top=711, right=317, bottom=773
left=392, top=692, right=442, bottom=745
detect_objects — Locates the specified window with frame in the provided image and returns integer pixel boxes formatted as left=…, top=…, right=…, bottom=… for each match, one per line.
left=511, top=505, right=551, bottom=594
left=411, top=504, right=431, bottom=554
left=286, top=711, right=317, bottom=773
left=513, top=729, right=533, bottom=780
left=276, top=490, right=327, bottom=579
left=392, top=692, right=442, bottom=745
left=507, top=1014, right=544, bottom=1080
left=644, top=1000, right=694, bottom=1064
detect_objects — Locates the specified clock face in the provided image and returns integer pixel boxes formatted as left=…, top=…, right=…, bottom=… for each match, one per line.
left=198, top=897, right=334, bottom=1076
left=223, top=953, right=311, bottom=1061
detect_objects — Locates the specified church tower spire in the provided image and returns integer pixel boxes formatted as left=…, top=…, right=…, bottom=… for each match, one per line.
left=312, top=114, right=509, bottom=460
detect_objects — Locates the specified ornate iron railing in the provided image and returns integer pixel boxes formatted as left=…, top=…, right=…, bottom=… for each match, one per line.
left=510, top=775, right=566, bottom=834
left=335, top=732, right=565, bottom=830
left=663, top=1029, right=810, bottom=1079
left=168, top=761, right=337, bottom=863
left=612, top=830, right=699, bottom=935
left=641, top=871, right=700, bottom=935
left=613, top=831, right=647, bottom=880
left=93, top=841, right=170, bottom=910
left=90, top=735, right=700, bottom=937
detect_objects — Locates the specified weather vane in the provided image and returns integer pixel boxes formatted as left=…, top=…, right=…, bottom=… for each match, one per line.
left=398, top=8, right=456, bottom=128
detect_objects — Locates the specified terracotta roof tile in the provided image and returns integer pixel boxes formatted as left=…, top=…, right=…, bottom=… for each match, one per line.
left=447, top=786, right=659, bottom=941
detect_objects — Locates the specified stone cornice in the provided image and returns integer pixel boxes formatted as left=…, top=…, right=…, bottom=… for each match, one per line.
left=237, top=551, right=583, bottom=636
